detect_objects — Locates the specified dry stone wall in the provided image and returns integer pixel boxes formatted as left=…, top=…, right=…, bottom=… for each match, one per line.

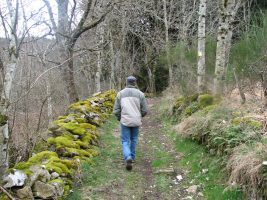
left=1, top=90, right=116, bottom=200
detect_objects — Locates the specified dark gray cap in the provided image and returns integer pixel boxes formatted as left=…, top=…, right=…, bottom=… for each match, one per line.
left=127, top=76, right=137, bottom=85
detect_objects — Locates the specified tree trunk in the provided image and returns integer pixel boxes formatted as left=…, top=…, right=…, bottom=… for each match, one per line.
left=180, top=0, right=187, bottom=42
left=214, top=0, right=241, bottom=96
left=116, top=50, right=122, bottom=90
left=95, top=24, right=104, bottom=93
left=0, top=0, right=19, bottom=173
left=57, top=0, right=79, bottom=103
left=46, top=79, right=53, bottom=124
left=109, top=32, right=116, bottom=89
left=197, top=0, right=207, bottom=94
left=95, top=51, right=102, bottom=93
left=163, top=0, right=173, bottom=86
left=63, top=49, right=79, bottom=103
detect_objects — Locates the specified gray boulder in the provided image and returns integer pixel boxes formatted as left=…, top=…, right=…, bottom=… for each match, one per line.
left=16, top=186, right=34, bottom=200
left=50, top=180, right=64, bottom=196
left=29, top=165, right=51, bottom=186
left=3, top=169, right=27, bottom=188
left=33, top=181, right=56, bottom=199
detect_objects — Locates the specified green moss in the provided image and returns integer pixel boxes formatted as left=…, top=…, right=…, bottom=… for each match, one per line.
left=75, top=118, right=87, bottom=123
left=198, top=94, right=214, bottom=108
left=0, top=114, right=8, bottom=126
left=173, top=94, right=199, bottom=114
left=62, top=123, right=86, bottom=135
left=46, top=161, right=72, bottom=175
left=185, top=102, right=201, bottom=116
left=82, top=132, right=97, bottom=142
left=33, top=140, right=50, bottom=154
left=46, top=157, right=76, bottom=175
left=14, top=161, right=31, bottom=170
left=54, top=119, right=66, bottom=125
left=186, top=94, right=199, bottom=103
left=173, top=97, right=185, bottom=111
left=14, top=151, right=57, bottom=171
left=232, top=117, right=262, bottom=129
left=14, top=151, right=77, bottom=176
left=64, top=184, right=71, bottom=196
left=48, top=136, right=79, bottom=149
left=0, top=194, right=9, bottom=200
left=64, top=147, right=98, bottom=158
left=203, top=105, right=218, bottom=113
left=49, top=178, right=64, bottom=184
left=75, top=140, right=89, bottom=149
left=232, top=111, right=243, bottom=117
left=68, top=90, right=116, bottom=115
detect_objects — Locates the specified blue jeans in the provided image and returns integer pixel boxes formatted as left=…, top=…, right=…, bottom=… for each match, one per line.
left=120, top=124, right=139, bottom=161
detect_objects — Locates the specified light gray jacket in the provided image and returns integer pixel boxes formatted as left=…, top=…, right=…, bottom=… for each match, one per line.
left=113, top=85, right=148, bottom=127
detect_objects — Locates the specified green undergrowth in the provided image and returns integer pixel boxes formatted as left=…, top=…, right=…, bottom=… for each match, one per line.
left=172, top=93, right=216, bottom=122
left=171, top=93, right=267, bottom=198
left=163, top=118, right=244, bottom=200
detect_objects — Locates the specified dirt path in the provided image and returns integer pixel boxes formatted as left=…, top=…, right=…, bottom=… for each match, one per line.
left=79, top=98, right=188, bottom=200
left=137, top=98, right=187, bottom=200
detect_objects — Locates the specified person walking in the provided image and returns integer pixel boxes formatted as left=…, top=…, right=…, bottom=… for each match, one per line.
left=113, top=76, right=148, bottom=171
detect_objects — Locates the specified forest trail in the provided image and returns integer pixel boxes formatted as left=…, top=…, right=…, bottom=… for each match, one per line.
left=77, top=98, right=190, bottom=200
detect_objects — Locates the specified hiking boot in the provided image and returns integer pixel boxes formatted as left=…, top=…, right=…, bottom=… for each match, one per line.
left=126, top=159, right=133, bottom=171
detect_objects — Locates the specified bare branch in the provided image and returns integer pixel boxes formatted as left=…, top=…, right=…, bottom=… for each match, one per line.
left=0, top=186, right=16, bottom=200
left=70, top=8, right=111, bottom=49
left=11, top=50, right=87, bottom=104
left=69, top=0, right=77, bottom=29
left=43, top=0, right=57, bottom=33
left=0, top=7, right=9, bottom=39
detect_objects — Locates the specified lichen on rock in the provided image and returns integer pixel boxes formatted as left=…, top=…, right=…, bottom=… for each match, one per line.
left=173, top=93, right=216, bottom=117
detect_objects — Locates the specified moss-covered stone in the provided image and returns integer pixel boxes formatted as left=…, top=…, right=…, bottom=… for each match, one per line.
left=63, top=184, right=71, bottom=196
left=232, top=117, right=262, bottom=130
left=198, top=94, right=214, bottom=108
left=173, top=93, right=216, bottom=118
left=63, top=147, right=98, bottom=158
left=173, top=97, right=185, bottom=111
left=185, top=94, right=199, bottom=104
left=185, top=102, right=201, bottom=116
left=203, top=105, right=218, bottom=113
left=7, top=90, right=116, bottom=199
left=14, top=151, right=77, bottom=176
left=48, top=136, right=79, bottom=149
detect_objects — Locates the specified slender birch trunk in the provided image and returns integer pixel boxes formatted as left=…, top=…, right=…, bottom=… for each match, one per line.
left=214, top=0, right=241, bottom=96
left=116, top=50, right=122, bottom=90
left=180, top=0, right=187, bottom=42
left=95, top=24, right=104, bottom=93
left=95, top=52, right=102, bottom=93
left=0, top=0, right=19, bottom=173
left=109, top=32, right=116, bottom=89
left=197, top=0, right=207, bottom=94
left=46, top=73, right=53, bottom=124
left=163, top=0, right=173, bottom=87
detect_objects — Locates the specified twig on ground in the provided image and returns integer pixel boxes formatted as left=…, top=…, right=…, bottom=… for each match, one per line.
left=0, top=186, right=16, bottom=200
